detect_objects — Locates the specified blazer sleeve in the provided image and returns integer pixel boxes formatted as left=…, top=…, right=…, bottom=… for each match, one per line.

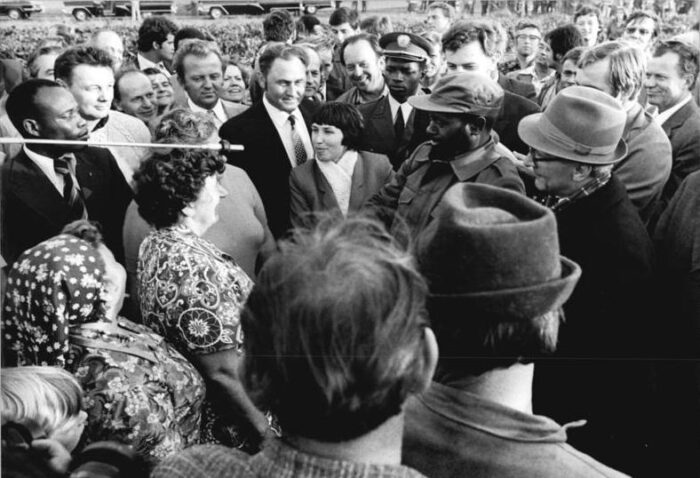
left=289, top=169, right=311, bottom=230
left=363, top=156, right=414, bottom=228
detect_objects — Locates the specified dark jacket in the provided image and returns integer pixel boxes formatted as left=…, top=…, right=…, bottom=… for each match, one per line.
left=1, top=147, right=133, bottom=265
left=494, top=91, right=540, bottom=155
left=219, top=101, right=317, bottom=239
left=660, top=99, right=700, bottom=205
left=498, top=73, right=537, bottom=101
left=289, top=151, right=393, bottom=228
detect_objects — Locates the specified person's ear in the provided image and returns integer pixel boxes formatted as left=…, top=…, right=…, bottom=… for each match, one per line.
left=572, top=163, right=592, bottom=182
left=55, top=78, right=68, bottom=88
left=152, top=41, right=161, bottom=52
left=22, top=118, right=41, bottom=138
left=416, top=327, right=439, bottom=393
left=378, top=55, right=386, bottom=71
left=682, top=73, right=695, bottom=91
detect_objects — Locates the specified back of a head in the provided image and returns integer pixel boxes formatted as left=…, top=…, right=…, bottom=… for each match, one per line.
left=263, top=10, right=296, bottom=43
left=137, top=17, right=178, bottom=53
left=544, top=24, right=585, bottom=62
left=242, top=217, right=431, bottom=442
left=329, top=6, right=359, bottom=28
left=154, top=107, right=217, bottom=143
left=579, top=41, right=646, bottom=99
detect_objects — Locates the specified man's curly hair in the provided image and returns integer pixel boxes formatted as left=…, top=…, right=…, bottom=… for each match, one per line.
left=133, top=149, right=225, bottom=229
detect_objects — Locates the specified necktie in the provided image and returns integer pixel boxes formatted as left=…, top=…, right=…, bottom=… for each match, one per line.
left=54, top=154, right=88, bottom=220
left=394, top=107, right=406, bottom=146
left=288, top=114, right=307, bottom=166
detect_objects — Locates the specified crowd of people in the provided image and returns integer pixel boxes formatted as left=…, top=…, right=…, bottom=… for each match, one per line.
left=0, top=3, right=699, bottom=477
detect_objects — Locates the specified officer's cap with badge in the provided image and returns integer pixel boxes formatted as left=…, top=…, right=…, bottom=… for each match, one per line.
left=379, top=32, right=432, bottom=63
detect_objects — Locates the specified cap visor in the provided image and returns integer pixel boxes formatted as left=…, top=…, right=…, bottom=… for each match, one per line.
left=408, top=94, right=465, bottom=113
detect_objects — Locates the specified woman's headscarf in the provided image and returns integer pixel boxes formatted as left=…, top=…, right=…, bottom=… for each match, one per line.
left=3, top=234, right=106, bottom=367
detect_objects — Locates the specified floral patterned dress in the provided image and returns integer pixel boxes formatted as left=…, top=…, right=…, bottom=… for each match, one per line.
left=2, top=235, right=206, bottom=467
left=137, top=225, right=258, bottom=447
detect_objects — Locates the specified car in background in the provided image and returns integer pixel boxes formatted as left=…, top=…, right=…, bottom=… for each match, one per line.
left=0, top=0, right=43, bottom=19
left=196, top=0, right=331, bottom=18
left=63, top=0, right=175, bottom=20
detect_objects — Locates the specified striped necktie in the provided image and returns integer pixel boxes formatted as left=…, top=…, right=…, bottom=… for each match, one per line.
left=54, top=154, right=88, bottom=220
left=288, top=114, right=307, bottom=166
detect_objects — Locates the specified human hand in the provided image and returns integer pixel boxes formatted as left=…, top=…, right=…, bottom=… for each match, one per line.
left=32, top=438, right=73, bottom=475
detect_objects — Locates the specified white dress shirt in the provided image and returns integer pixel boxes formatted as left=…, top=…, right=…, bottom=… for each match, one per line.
left=137, top=54, right=171, bottom=78
left=24, top=146, right=73, bottom=196
left=388, top=93, right=414, bottom=125
left=656, top=95, right=692, bottom=126
left=262, top=95, right=313, bottom=167
left=316, top=150, right=358, bottom=216
left=188, top=97, right=227, bottom=129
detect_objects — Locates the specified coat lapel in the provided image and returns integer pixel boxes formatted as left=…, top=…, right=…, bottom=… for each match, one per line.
left=312, top=161, right=340, bottom=211
left=348, top=153, right=366, bottom=211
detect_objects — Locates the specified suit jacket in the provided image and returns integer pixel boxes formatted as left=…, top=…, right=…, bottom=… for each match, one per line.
left=358, top=94, right=431, bottom=170
left=498, top=73, right=537, bottom=101
left=1, top=147, right=133, bottom=265
left=660, top=99, right=700, bottom=205
left=494, top=91, right=540, bottom=155
left=175, top=97, right=248, bottom=120
left=289, top=151, right=393, bottom=229
left=219, top=101, right=316, bottom=238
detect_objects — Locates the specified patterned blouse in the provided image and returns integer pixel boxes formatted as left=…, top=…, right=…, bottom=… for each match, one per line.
left=137, top=225, right=253, bottom=357
left=2, top=235, right=206, bottom=466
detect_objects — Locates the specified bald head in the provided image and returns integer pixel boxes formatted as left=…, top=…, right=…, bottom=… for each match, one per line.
left=91, top=30, right=124, bottom=70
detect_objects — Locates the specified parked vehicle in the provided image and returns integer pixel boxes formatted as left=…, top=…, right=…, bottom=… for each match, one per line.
left=196, top=0, right=331, bottom=18
left=63, top=0, right=175, bottom=21
left=0, top=0, right=43, bottom=19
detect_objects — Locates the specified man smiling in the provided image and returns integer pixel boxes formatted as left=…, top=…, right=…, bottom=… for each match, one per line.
left=336, top=33, right=388, bottom=105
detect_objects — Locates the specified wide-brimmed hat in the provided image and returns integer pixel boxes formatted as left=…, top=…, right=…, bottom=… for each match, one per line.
left=518, top=85, right=628, bottom=165
left=408, top=72, right=503, bottom=120
left=416, top=183, right=581, bottom=318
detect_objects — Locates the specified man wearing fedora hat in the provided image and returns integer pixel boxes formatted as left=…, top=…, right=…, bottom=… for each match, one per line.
left=365, top=71, right=524, bottom=239
left=402, top=183, right=627, bottom=477
left=357, top=32, right=433, bottom=170
left=519, top=86, right=655, bottom=476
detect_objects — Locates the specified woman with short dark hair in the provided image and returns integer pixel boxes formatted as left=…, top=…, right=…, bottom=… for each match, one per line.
left=135, top=149, right=271, bottom=450
left=289, top=102, right=393, bottom=229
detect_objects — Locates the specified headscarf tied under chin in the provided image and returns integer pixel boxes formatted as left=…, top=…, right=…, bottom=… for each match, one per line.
left=3, top=234, right=107, bottom=367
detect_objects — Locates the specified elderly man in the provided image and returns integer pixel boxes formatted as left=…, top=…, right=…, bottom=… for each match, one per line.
left=135, top=17, right=178, bottom=76
left=152, top=217, right=438, bottom=478
left=646, top=39, right=700, bottom=207
left=520, top=86, right=655, bottom=476
left=114, top=69, right=157, bottom=125
left=336, top=33, right=388, bottom=106
left=173, top=40, right=246, bottom=128
left=220, top=44, right=314, bottom=239
left=577, top=41, right=672, bottom=225
left=366, top=72, right=524, bottom=239
left=90, top=29, right=125, bottom=70
left=621, top=10, right=660, bottom=51
left=358, top=32, right=432, bottom=170
left=1, top=79, right=132, bottom=265
left=403, top=183, right=627, bottom=477
left=442, top=20, right=540, bottom=155
left=54, top=46, right=151, bottom=188
left=296, top=43, right=324, bottom=104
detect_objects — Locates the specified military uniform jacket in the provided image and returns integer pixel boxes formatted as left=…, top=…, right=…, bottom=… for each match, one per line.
left=365, top=139, right=525, bottom=239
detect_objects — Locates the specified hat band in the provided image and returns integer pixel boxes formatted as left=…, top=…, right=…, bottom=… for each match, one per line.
left=539, top=114, right=617, bottom=157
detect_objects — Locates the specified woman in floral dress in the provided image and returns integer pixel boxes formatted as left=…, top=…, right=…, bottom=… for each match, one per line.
left=2, top=221, right=206, bottom=467
left=135, top=148, right=271, bottom=450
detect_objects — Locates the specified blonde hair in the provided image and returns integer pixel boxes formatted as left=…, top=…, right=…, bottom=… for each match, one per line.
left=1, top=367, right=83, bottom=437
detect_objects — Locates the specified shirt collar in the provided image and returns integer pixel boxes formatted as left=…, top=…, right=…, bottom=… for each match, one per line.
left=24, top=145, right=57, bottom=165
left=387, top=92, right=414, bottom=121
left=262, top=94, right=303, bottom=128
left=449, top=139, right=500, bottom=182
left=317, top=149, right=358, bottom=175
left=188, top=97, right=227, bottom=124
left=656, top=94, right=692, bottom=125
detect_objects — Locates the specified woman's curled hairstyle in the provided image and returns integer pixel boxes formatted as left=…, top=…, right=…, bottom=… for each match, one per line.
left=134, top=149, right=225, bottom=229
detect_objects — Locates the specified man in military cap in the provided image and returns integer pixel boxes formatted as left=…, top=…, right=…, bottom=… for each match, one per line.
left=358, top=32, right=434, bottom=170
left=365, top=72, right=525, bottom=239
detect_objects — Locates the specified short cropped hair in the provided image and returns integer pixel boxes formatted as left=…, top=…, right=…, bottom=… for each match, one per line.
left=137, top=17, right=178, bottom=53
left=174, top=26, right=214, bottom=51
left=562, top=45, right=586, bottom=65
left=1, top=366, right=83, bottom=438
left=113, top=68, right=148, bottom=103
left=624, top=10, right=660, bottom=38
left=5, top=79, right=62, bottom=135
left=514, top=21, right=540, bottom=33
left=54, top=46, right=113, bottom=84
left=153, top=108, right=217, bottom=144
left=544, top=24, right=584, bottom=63
left=360, top=16, right=393, bottom=37
left=297, top=14, right=321, bottom=36
left=263, top=10, right=296, bottom=42
left=427, top=2, right=456, bottom=21
left=340, top=33, right=383, bottom=66
left=442, top=20, right=500, bottom=60
left=651, top=39, right=700, bottom=89
left=258, top=43, right=308, bottom=79
left=172, top=39, right=223, bottom=81
left=134, top=149, right=225, bottom=229
left=580, top=41, right=647, bottom=99
left=312, top=102, right=364, bottom=150
left=242, top=216, right=430, bottom=442
left=329, top=7, right=359, bottom=29
left=26, top=46, right=62, bottom=78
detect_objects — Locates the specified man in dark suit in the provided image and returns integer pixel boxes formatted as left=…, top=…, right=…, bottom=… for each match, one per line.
left=647, top=39, right=700, bottom=206
left=442, top=20, right=540, bottom=155
left=2, top=79, right=132, bottom=265
left=220, top=44, right=315, bottom=239
left=358, top=33, right=433, bottom=170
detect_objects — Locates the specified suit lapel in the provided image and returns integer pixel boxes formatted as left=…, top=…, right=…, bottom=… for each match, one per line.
left=664, top=101, right=695, bottom=137
left=312, top=161, right=340, bottom=211
left=376, top=97, right=395, bottom=143
left=348, top=153, right=366, bottom=211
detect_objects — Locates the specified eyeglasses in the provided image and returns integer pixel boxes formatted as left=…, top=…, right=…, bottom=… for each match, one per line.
left=517, top=34, right=542, bottom=42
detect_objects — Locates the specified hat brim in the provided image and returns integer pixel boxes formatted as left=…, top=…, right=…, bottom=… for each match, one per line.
left=408, top=94, right=466, bottom=114
left=518, top=113, right=628, bottom=165
left=383, top=51, right=428, bottom=63
left=428, top=256, right=582, bottom=319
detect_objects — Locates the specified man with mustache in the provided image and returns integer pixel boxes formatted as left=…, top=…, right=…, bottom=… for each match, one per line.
left=358, top=32, right=432, bottom=170
left=365, top=72, right=524, bottom=239
left=1, top=79, right=132, bottom=265
left=336, top=33, right=388, bottom=106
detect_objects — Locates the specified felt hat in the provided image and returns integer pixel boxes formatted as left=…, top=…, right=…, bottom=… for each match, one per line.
left=518, top=85, right=628, bottom=165
left=416, top=183, right=581, bottom=318
left=379, top=32, right=431, bottom=62
left=408, top=72, right=503, bottom=120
